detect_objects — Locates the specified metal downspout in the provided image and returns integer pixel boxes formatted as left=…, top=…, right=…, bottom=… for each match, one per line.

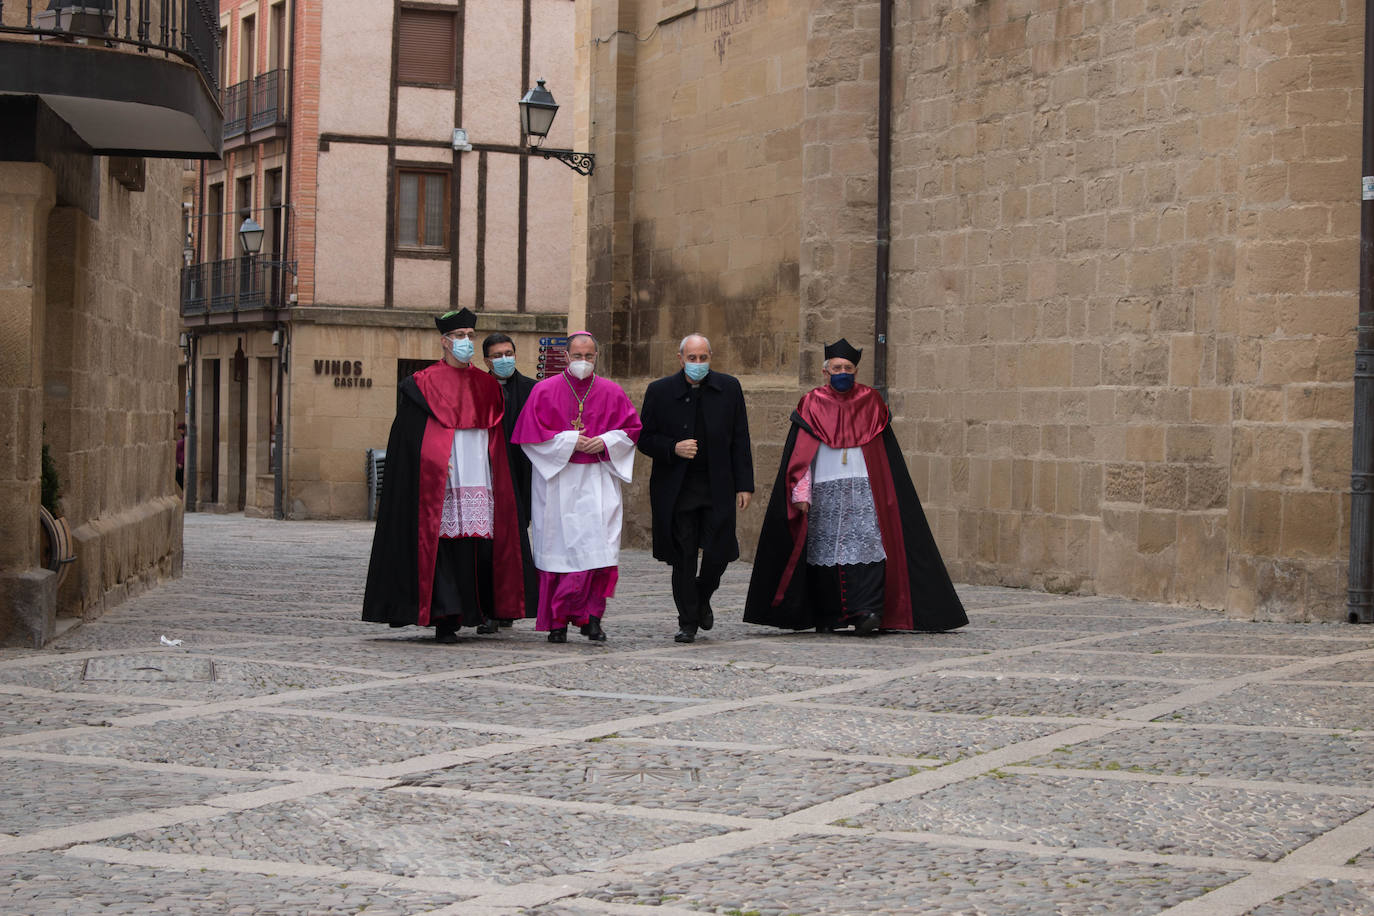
left=873, top=0, right=893, bottom=399
left=274, top=0, right=297, bottom=521
left=1350, top=0, right=1374, bottom=623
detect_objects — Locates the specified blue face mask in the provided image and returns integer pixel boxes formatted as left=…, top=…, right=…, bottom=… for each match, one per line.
left=449, top=336, right=474, bottom=363
left=828, top=372, right=855, bottom=392
left=490, top=355, right=516, bottom=378
left=684, top=361, right=710, bottom=382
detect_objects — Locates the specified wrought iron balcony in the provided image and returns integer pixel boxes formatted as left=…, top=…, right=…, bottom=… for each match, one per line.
left=250, top=69, right=288, bottom=133
left=0, top=0, right=222, bottom=158
left=222, top=79, right=249, bottom=140
left=182, top=256, right=295, bottom=322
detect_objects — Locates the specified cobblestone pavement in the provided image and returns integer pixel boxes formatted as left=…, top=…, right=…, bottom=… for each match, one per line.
left=2, top=515, right=1373, bottom=915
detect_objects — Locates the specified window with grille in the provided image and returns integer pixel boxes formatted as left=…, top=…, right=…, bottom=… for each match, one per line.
left=397, top=8, right=458, bottom=86
left=396, top=169, right=449, bottom=251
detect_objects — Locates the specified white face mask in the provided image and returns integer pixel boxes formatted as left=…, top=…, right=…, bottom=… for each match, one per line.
left=567, top=359, right=594, bottom=380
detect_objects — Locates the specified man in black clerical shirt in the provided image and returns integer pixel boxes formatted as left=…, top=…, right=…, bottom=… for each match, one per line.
left=481, top=331, right=539, bottom=628
left=638, top=333, right=754, bottom=643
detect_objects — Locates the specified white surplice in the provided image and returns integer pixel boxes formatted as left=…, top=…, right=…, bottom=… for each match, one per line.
left=521, top=429, right=637, bottom=573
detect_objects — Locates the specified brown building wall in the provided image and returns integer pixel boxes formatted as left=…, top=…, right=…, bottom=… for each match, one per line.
left=585, top=0, right=1360, bottom=621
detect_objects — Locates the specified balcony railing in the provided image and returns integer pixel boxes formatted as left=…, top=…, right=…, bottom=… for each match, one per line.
left=222, top=79, right=249, bottom=139
left=1, top=0, right=220, bottom=95
left=250, top=68, right=288, bottom=132
left=182, top=256, right=294, bottom=318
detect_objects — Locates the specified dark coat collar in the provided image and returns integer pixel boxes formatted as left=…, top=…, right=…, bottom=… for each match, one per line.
left=669, top=367, right=722, bottom=396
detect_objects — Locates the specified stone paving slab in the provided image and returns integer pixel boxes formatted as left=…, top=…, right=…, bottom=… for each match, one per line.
left=0, top=694, right=170, bottom=737
left=209, top=638, right=563, bottom=674
left=685, top=636, right=988, bottom=667
left=21, top=708, right=506, bottom=773
left=1245, top=878, right=1374, bottom=915
left=402, top=741, right=913, bottom=817
left=0, top=656, right=381, bottom=700
left=0, top=756, right=287, bottom=834
left=942, top=648, right=1295, bottom=679
left=575, top=833, right=1242, bottom=915
left=472, top=657, right=854, bottom=700
left=814, top=672, right=1186, bottom=717
left=1276, top=659, right=1374, bottom=682
left=619, top=704, right=1066, bottom=762
left=1086, top=632, right=1373, bottom=656
left=1166, top=684, right=1374, bottom=730
left=286, top=681, right=699, bottom=730
left=102, top=788, right=731, bottom=883
left=0, top=852, right=469, bottom=916
left=1016, top=727, right=1374, bottom=785
left=847, top=771, right=1373, bottom=861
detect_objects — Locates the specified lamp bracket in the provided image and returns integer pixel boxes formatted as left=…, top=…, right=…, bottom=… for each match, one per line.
left=530, top=147, right=595, bottom=176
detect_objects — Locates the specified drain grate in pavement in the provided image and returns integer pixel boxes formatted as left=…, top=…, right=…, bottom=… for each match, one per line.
left=82, top=656, right=216, bottom=682
left=584, top=767, right=700, bottom=785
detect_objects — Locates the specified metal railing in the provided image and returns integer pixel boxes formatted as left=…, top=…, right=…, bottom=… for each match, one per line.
left=250, top=68, right=288, bottom=131
left=222, top=78, right=249, bottom=138
left=181, top=256, right=294, bottom=317
left=1, top=0, right=221, bottom=95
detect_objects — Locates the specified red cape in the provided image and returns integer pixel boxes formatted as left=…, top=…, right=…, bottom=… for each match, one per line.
left=777, top=384, right=916, bottom=630
left=412, top=361, right=524, bottom=625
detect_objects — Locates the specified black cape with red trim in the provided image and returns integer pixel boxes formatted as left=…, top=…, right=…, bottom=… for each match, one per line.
left=362, top=361, right=525, bottom=628
left=743, top=384, right=967, bottom=632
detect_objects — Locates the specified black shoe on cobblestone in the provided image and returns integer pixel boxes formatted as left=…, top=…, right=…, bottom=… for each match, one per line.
left=475, top=619, right=498, bottom=634
left=698, top=600, right=714, bottom=631
left=498, top=619, right=513, bottom=628
left=547, top=627, right=567, bottom=643
left=580, top=617, right=607, bottom=642
left=435, top=629, right=459, bottom=644
left=854, top=612, right=882, bottom=636
left=674, top=628, right=697, bottom=644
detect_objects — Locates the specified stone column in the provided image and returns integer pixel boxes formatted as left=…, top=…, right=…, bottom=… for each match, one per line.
left=0, top=162, right=57, bottom=646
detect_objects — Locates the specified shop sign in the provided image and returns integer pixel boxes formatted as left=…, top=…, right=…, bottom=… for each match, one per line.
left=315, top=359, right=374, bottom=388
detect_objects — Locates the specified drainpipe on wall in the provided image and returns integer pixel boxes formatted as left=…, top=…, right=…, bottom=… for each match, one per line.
left=273, top=0, right=298, bottom=522
left=873, top=0, right=894, bottom=400
left=1349, top=0, right=1374, bottom=623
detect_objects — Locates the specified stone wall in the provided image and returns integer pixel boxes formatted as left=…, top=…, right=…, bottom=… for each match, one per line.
left=43, top=157, right=186, bottom=620
left=872, top=0, right=1358, bottom=618
left=585, top=0, right=1361, bottom=620
left=1, top=155, right=185, bottom=643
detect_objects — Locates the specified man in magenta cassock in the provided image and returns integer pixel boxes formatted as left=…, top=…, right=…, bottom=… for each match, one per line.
left=511, top=332, right=642, bottom=643
left=362, top=308, right=525, bottom=642
left=744, top=338, right=967, bottom=635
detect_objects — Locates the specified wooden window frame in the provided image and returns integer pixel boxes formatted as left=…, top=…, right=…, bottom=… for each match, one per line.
left=396, top=6, right=459, bottom=88
left=394, top=167, right=451, bottom=256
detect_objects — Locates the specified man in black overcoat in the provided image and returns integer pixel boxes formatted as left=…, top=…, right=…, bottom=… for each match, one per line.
left=481, top=331, right=539, bottom=626
left=638, top=333, right=754, bottom=643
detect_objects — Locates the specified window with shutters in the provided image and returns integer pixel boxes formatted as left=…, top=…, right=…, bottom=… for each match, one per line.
left=395, top=169, right=449, bottom=252
left=397, top=8, right=458, bottom=86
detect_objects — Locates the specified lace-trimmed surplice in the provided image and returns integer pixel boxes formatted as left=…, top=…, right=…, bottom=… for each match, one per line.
left=438, top=428, right=494, bottom=538
left=793, top=442, right=886, bottom=567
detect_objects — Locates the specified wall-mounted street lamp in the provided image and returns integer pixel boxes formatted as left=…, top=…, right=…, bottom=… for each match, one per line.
left=518, top=79, right=594, bottom=176
left=238, top=216, right=265, bottom=255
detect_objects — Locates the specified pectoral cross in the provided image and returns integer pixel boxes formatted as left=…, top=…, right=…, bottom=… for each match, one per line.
left=572, top=405, right=585, bottom=431
left=842, top=448, right=848, bottom=465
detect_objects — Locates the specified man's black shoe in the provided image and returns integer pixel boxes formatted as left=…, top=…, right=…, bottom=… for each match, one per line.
left=674, top=628, right=697, bottom=644
left=435, top=629, right=459, bottom=644
left=580, top=617, right=607, bottom=642
left=698, top=599, right=714, bottom=631
left=498, top=619, right=514, bottom=628
left=475, top=620, right=498, bottom=634
left=854, top=612, right=883, bottom=636
left=547, top=627, right=568, bottom=643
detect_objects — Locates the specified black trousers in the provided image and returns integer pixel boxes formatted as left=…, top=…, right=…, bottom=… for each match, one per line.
left=431, top=536, right=494, bottom=631
left=671, top=488, right=727, bottom=629
left=807, top=560, right=885, bottom=628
